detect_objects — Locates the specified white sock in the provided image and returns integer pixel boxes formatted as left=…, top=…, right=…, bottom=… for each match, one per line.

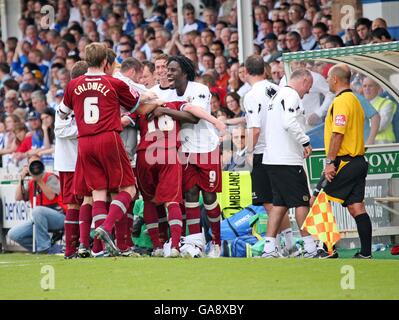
left=264, top=237, right=276, bottom=253
left=281, top=228, right=294, bottom=250
left=302, top=235, right=317, bottom=253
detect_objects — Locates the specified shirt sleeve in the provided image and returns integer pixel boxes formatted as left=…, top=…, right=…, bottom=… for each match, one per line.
left=243, top=94, right=261, bottom=129
left=46, top=174, right=61, bottom=195
left=192, top=86, right=211, bottom=111
left=58, top=82, right=73, bottom=117
left=281, top=90, right=310, bottom=145
left=17, top=136, right=32, bottom=153
left=115, top=78, right=141, bottom=112
left=331, top=97, right=351, bottom=134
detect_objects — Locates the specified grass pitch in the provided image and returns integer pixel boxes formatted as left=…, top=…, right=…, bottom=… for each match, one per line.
left=0, top=252, right=398, bottom=300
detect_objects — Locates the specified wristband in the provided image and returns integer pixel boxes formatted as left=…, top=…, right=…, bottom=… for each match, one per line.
left=302, top=141, right=310, bottom=147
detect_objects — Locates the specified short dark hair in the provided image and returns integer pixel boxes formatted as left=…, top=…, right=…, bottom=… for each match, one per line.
left=168, top=55, right=196, bottom=81
left=355, top=17, right=372, bottom=30
left=212, top=40, right=225, bottom=52
left=0, top=62, right=10, bottom=74
left=143, top=60, right=155, bottom=73
left=245, top=55, right=264, bottom=76
left=313, top=22, right=328, bottom=33
left=371, top=28, right=392, bottom=40
left=325, top=35, right=345, bottom=47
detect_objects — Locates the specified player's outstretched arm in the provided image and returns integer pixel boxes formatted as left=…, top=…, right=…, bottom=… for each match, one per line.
left=182, top=104, right=227, bottom=135
left=148, top=106, right=199, bottom=124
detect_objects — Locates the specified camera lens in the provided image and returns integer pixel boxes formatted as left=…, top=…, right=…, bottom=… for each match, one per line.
left=29, top=160, right=45, bottom=176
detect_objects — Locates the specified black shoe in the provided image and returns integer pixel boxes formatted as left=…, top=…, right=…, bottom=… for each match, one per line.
left=78, top=243, right=91, bottom=258
left=132, top=216, right=144, bottom=238
left=64, top=252, right=78, bottom=259
left=314, top=248, right=339, bottom=259
left=51, top=230, right=64, bottom=246
left=94, top=225, right=120, bottom=256
left=353, top=251, right=372, bottom=259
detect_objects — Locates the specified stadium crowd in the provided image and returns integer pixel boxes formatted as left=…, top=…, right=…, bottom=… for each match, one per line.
left=0, top=0, right=398, bottom=258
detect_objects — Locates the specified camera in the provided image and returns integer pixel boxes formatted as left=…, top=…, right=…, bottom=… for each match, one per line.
left=28, top=160, right=45, bottom=177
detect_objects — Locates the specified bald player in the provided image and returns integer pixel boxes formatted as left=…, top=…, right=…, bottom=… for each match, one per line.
left=313, top=63, right=372, bottom=259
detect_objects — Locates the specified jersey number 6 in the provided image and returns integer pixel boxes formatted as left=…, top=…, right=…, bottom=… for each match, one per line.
left=84, top=97, right=100, bottom=124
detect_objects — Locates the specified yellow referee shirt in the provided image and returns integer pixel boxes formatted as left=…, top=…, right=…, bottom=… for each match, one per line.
left=324, top=89, right=365, bottom=157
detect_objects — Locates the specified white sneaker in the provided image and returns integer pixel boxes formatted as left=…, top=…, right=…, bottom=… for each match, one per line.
left=152, top=248, right=164, bottom=257
left=293, top=248, right=318, bottom=258
left=207, top=242, right=221, bottom=258
left=261, top=247, right=285, bottom=258
left=91, top=250, right=110, bottom=258
left=169, top=248, right=181, bottom=258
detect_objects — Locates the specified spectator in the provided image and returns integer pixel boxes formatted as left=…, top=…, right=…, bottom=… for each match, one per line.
left=371, top=28, right=393, bottom=43
left=202, top=52, right=216, bottom=72
left=288, top=4, right=306, bottom=31
left=273, top=19, right=287, bottom=36
left=215, top=55, right=230, bottom=91
left=123, top=5, right=147, bottom=36
left=355, top=18, right=373, bottom=44
left=210, top=92, right=222, bottom=117
left=117, top=41, right=133, bottom=64
left=19, top=83, right=34, bottom=112
left=0, top=63, right=11, bottom=89
left=0, top=114, right=20, bottom=163
left=227, top=41, right=239, bottom=65
left=270, top=60, right=285, bottom=85
left=31, top=90, right=49, bottom=114
left=224, top=126, right=252, bottom=171
left=3, top=98, right=18, bottom=116
left=277, top=32, right=288, bottom=51
left=211, top=40, right=225, bottom=58
left=14, top=110, right=43, bottom=162
left=262, top=33, right=282, bottom=63
left=362, top=77, right=397, bottom=144
left=203, top=7, right=218, bottom=31
left=7, top=156, right=65, bottom=253
left=372, top=18, right=388, bottom=31
left=312, top=22, right=328, bottom=47
left=225, top=92, right=244, bottom=118
left=182, top=3, right=207, bottom=34
left=201, top=28, right=215, bottom=48
left=286, top=31, right=303, bottom=52
left=297, top=19, right=318, bottom=50
left=324, top=35, right=345, bottom=49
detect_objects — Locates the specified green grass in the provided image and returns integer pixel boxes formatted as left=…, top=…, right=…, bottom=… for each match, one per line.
left=0, top=253, right=398, bottom=300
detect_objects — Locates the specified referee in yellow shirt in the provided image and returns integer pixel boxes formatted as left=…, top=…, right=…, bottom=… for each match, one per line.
left=320, top=64, right=372, bottom=259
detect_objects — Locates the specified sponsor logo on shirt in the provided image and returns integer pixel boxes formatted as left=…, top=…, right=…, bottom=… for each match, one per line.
left=335, top=115, right=346, bottom=126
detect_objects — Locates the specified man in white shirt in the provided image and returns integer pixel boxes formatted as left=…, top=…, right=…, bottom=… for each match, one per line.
left=262, top=69, right=322, bottom=258
left=54, top=61, right=90, bottom=259
left=167, top=56, right=222, bottom=258
left=280, top=62, right=335, bottom=131
left=243, top=55, right=296, bottom=255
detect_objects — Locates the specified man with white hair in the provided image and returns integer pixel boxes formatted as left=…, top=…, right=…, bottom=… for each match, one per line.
left=262, top=69, right=322, bottom=258
left=280, top=61, right=335, bottom=131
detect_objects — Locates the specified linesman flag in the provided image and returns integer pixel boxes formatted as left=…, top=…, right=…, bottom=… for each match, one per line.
left=301, top=191, right=341, bottom=254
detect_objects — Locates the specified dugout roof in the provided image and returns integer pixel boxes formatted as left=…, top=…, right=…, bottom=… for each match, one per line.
left=282, top=41, right=399, bottom=103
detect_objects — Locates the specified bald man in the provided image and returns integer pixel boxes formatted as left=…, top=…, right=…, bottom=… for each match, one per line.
left=315, top=63, right=372, bottom=259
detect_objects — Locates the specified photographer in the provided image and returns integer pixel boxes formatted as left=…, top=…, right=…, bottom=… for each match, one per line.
left=7, top=156, right=66, bottom=253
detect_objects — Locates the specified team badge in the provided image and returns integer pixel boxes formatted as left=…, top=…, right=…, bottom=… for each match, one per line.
left=335, top=115, right=346, bottom=126
left=303, top=195, right=309, bottom=202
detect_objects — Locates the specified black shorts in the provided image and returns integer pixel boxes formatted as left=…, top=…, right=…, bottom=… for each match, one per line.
left=324, top=156, right=368, bottom=207
left=266, top=164, right=310, bottom=208
left=251, top=154, right=273, bottom=205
